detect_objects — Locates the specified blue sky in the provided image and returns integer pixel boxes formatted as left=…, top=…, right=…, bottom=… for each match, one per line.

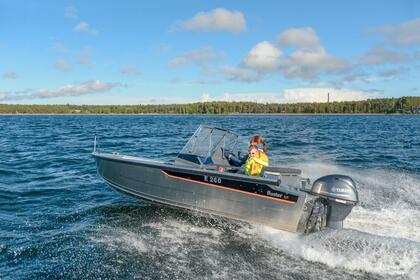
left=1, top=0, right=419, bottom=104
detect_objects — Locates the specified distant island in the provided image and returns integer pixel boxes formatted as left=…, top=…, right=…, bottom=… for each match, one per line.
left=1, top=96, right=419, bottom=115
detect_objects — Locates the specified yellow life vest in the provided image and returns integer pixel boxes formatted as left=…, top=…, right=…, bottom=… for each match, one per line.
left=244, top=152, right=269, bottom=176
left=259, top=151, right=269, bottom=165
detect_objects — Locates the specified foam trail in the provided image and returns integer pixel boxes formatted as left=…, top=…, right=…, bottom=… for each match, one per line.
left=90, top=219, right=228, bottom=279
left=346, top=207, right=420, bottom=242
left=89, top=162, right=420, bottom=278
left=253, top=161, right=420, bottom=277
left=91, top=227, right=148, bottom=253
left=297, top=162, right=420, bottom=241
left=252, top=225, right=419, bottom=277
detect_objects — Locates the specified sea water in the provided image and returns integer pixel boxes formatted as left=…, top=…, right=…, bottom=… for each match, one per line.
left=0, top=115, right=419, bottom=279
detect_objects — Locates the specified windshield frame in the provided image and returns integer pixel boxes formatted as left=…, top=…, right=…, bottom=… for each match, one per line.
left=177, top=125, right=239, bottom=164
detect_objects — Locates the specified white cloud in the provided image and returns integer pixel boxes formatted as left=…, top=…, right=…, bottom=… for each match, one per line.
left=170, top=77, right=219, bottom=86
left=200, top=88, right=375, bottom=104
left=52, top=43, right=69, bottom=53
left=287, top=46, right=349, bottom=71
left=239, top=27, right=349, bottom=80
left=360, top=47, right=408, bottom=65
left=378, top=67, right=408, bottom=79
left=218, top=92, right=281, bottom=103
left=277, top=27, right=321, bottom=48
left=168, top=46, right=224, bottom=68
left=174, top=8, right=246, bottom=33
left=276, top=27, right=349, bottom=79
left=165, top=46, right=268, bottom=82
left=3, top=70, right=17, bottom=79
left=201, top=93, right=211, bottom=102
left=282, top=50, right=349, bottom=79
left=241, top=41, right=281, bottom=71
left=168, top=57, right=189, bottom=68
left=75, top=49, right=92, bottom=65
left=74, top=21, right=98, bottom=36
left=337, top=69, right=373, bottom=85
left=281, top=88, right=376, bottom=103
left=167, top=26, right=351, bottom=83
left=209, top=66, right=262, bottom=82
left=34, top=80, right=116, bottom=98
left=119, top=66, right=141, bottom=75
left=371, top=18, right=420, bottom=47
left=51, top=59, right=72, bottom=72
left=0, top=80, right=120, bottom=101
left=65, top=7, right=78, bottom=19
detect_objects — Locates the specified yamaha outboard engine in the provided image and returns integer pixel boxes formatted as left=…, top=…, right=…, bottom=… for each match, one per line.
left=309, top=174, right=358, bottom=230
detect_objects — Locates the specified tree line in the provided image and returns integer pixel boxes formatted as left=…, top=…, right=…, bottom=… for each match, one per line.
left=1, top=96, right=419, bottom=114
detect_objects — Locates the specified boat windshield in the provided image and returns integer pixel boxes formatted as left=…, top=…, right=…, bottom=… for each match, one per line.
left=177, top=125, right=238, bottom=165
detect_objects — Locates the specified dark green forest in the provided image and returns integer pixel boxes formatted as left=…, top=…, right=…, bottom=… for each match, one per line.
left=1, top=96, right=419, bottom=114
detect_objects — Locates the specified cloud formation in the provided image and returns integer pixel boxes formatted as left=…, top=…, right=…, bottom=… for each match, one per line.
left=3, top=71, right=17, bottom=79
left=119, top=66, right=141, bottom=75
left=378, top=67, right=408, bottom=79
left=174, top=8, right=246, bottom=33
left=214, top=92, right=281, bottom=103
left=169, top=27, right=350, bottom=83
left=283, top=46, right=349, bottom=75
left=173, top=21, right=417, bottom=86
left=52, top=43, right=69, bottom=53
left=0, top=80, right=119, bottom=101
left=371, top=18, right=420, bottom=47
left=277, top=27, right=321, bottom=48
left=75, top=49, right=92, bottom=65
left=360, top=47, right=408, bottom=65
left=51, top=59, right=72, bottom=72
left=74, top=21, right=98, bottom=36
left=200, top=88, right=376, bottom=104
left=278, top=28, right=349, bottom=77
left=281, top=88, right=376, bottom=103
left=168, top=46, right=224, bottom=68
left=239, top=27, right=349, bottom=80
left=208, top=66, right=261, bottom=82
left=337, top=69, right=373, bottom=85
left=64, top=7, right=78, bottom=19
left=241, top=41, right=281, bottom=71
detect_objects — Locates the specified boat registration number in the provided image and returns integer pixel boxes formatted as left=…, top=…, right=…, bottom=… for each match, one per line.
left=204, top=176, right=222, bottom=184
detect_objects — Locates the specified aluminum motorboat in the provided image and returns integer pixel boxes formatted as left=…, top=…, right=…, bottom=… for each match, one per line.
left=93, top=125, right=358, bottom=233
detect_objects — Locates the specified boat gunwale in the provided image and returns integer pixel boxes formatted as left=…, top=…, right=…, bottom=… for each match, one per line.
left=92, top=151, right=292, bottom=187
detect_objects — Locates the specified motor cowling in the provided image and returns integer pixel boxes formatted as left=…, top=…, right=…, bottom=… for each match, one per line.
left=311, top=174, right=358, bottom=229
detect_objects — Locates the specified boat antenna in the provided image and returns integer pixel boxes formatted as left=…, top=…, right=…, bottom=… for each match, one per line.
left=93, top=136, right=97, bottom=153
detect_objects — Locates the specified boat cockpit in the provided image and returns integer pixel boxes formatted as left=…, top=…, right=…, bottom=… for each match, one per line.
left=175, top=125, right=239, bottom=169
left=174, top=125, right=305, bottom=188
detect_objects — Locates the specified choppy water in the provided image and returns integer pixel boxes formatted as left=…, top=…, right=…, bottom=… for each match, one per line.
left=0, top=115, right=419, bottom=280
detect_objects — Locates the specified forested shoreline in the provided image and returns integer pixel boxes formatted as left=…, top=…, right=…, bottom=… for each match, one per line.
left=1, top=96, right=419, bottom=115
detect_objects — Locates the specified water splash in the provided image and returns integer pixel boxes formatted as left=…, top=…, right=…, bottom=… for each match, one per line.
left=251, top=162, right=420, bottom=277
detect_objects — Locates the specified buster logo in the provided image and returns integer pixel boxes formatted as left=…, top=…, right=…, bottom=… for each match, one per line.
left=266, top=190, right=284, bottom=199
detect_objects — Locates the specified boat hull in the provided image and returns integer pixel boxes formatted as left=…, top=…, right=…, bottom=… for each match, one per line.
left=93, top=152, right=315, bottom=233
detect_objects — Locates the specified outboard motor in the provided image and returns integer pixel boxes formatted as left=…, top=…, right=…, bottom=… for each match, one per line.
left=310, top=174, right=358, bottom=230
